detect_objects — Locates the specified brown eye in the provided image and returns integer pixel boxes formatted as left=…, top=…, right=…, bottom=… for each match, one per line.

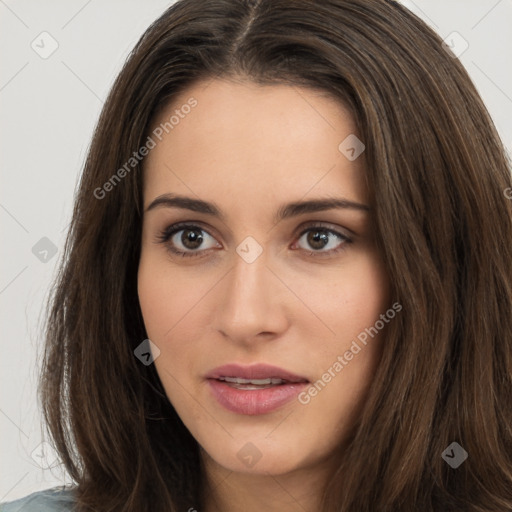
left=178, top=228, right=204, bottom=250
left=156, top=223, right=221, bottom=258
left=293, top=225, right=352, bottom=257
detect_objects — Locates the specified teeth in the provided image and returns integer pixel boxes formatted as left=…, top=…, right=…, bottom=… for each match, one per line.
left=220, top=377, right=285, bottom=385
left=230, top=383, right=273, bottom=390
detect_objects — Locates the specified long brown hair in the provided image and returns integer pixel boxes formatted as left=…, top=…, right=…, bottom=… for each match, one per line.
left=39, top=0, right=512, bottom=510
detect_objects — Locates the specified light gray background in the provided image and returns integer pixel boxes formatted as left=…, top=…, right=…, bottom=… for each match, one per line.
left=1, top=0, right=511, bottom=501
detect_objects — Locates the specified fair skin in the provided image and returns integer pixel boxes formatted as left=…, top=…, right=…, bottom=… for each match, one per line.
left=137, top=78, right=390, bottom=511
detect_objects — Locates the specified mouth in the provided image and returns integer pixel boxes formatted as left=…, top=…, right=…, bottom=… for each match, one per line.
left=214, top=376, right=298, bottom=390
left=206, top=363, right=309, bottom=383
left=205, top=363, right=310, bottom=415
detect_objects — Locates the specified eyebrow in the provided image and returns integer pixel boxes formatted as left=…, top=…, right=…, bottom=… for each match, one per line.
left=145, top=193, right=370, bottom=223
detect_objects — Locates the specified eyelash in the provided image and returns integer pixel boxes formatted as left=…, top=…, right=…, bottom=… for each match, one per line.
left=155, top=222, right=353, bottom=259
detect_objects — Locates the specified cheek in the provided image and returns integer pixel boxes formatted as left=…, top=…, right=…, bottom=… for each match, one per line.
left=137, top=259, right=195, bottom=403
left=137, top=249, right=182, bottom=344
left=297, top=259, right=391, bottom=445
left=137, top=252, right=211, bottom=375
left=137, top=248, right=194, bottom=338
left=339, top=257, right=389, bottom=325
left=137, top=266, right=166, bottom=338
left=297, top=252, right=390, bottom=342
left=318, top=256, right=390, bottom=402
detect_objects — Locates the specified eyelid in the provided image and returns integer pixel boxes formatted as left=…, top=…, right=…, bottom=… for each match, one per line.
left=295, top=220, right=353, bottom=238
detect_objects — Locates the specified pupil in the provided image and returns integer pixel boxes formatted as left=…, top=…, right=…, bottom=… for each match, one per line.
left=183, top=229, right=203, bottom=249
left=308, top=230, right=328, bottom=249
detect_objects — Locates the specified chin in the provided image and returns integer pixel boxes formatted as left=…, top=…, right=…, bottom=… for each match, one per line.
left=202, top=435, right=317, bottom=476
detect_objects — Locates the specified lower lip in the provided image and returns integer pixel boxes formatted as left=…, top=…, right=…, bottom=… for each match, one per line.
left=207, top=379, right=308, bottom=415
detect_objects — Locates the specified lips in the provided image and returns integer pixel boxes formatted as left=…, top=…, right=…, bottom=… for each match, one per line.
left=205, top=363, right=309, bottom=383
left=205, top=363, right=310, bottom=415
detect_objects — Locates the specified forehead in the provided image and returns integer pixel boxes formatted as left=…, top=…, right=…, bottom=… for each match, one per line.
left=142, top=78, right=368, bottom=212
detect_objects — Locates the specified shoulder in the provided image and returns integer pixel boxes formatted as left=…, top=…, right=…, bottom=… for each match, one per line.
left=0, top=486, right=77, bottom=512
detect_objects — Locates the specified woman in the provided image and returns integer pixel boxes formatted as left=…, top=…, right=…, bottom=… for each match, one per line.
left=2, top=0, right=512, bottom=510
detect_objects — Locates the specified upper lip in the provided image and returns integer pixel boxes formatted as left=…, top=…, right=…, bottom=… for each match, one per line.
left=206, top=363, right=309, bottom=383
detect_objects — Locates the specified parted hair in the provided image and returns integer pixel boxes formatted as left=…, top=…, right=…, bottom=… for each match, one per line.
left=39, top=0, right=512, bottom=510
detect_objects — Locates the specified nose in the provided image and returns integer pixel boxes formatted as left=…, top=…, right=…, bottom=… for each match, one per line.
left=213, top=247, right=289, bottom=345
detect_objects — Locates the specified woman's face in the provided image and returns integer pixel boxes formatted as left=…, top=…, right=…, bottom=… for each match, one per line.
left=138, top=78, right=390, bottom=477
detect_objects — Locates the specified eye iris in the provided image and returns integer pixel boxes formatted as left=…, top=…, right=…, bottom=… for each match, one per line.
left=181, top=229, right=203, bottom=249
left=307, top=230, right=329, bottom=250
